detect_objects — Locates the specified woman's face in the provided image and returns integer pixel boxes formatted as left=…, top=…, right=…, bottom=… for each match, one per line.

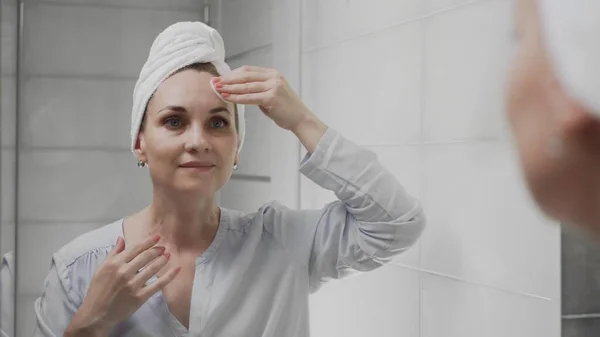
left=507, top=0, right=600, bottom=233
left=135, top=69, right=239, bottom=196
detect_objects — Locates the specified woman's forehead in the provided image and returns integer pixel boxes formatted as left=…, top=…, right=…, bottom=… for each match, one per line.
left=151, top=70, right=228, bottom=111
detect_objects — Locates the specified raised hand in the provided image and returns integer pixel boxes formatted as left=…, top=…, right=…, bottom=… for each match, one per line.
left=212, top=65, right=314, bottom=131
left=66, top=235, right=180, bottom=336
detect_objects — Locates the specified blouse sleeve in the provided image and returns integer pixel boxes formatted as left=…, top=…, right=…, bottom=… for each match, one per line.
left=32, top=256, right=79, bottom=337
left=261, top=127, right=426, bottom=291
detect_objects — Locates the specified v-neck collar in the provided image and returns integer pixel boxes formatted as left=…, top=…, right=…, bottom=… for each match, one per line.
left=115, top=207, right=230, bottom=335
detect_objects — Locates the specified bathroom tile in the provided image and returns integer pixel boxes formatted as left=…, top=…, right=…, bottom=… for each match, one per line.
left=420, top=142, right=560, bottom=299
left=310, top=265, right=419, bottom=337
left=219, top=179, right=272, bottom=214
left=421, top=273, right=559, bottom=337
left=220, top=0, right=273, bottom=58
left=302, top=0, right=423, bottom=51
left=302, top=22, right=422, bottom=146
left=1, top=0, right=17, bottom=76
left=20, top=77, right=135, bottom=149
left=18, top=149, right=152, bottom=222
left=1, top=76, right=16, bottom=147
left=17, top=222, right=105, bottom=295
left=562, top=318, right=600, bottom=337
left=23, top=4, right=200, bottom=77
left=302, top=0, right=346, bottom=52
left=425, top=0, right=483, bottom=14
left=1, top=221, right=15, bottom=255
left=1, top=148, right=15, bottom=223
left=234, top=109, right=273, bottom=178
left=561, top=225, right=600, bottom=315
left=226, top=44, right=272, bottom=69
left=423, top=0, right=515, bottom=142
left=17, top=292, right=38, bottom=337
left=32, top=0, right=203, bottom=9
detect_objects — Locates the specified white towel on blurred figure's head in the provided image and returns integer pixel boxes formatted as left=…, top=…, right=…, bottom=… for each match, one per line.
left=130, top=21, right=245, bottom=155
left=539, top=0, right=600, bottom=117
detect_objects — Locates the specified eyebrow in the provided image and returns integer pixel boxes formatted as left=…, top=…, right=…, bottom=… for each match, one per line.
left=157, top=106, right=231, bottom=115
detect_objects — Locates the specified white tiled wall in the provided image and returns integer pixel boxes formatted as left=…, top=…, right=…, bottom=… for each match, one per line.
left=300, top=0, right=561, bottom=336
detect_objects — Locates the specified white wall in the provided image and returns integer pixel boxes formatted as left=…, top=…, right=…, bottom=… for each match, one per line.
left=296, top=0, right=561, bottom=336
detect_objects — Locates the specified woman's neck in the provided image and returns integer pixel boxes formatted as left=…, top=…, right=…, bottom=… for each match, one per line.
left=144, top=190, right=221, bottom=251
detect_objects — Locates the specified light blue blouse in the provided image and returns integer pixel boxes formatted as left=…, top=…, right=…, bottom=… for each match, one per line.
left=32, top=128, right=426, bottom=337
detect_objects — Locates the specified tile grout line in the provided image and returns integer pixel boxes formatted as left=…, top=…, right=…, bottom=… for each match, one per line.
left=417, top=2, right=427, bottom=334
left=0, top=138, right=510, bottom=152
left=390, top=262, right=553, bottom=301
left=562, top=314, right=600, bottom=320
left=302, top=0, right=494, bottom=54
left=20, top=0, right=204, bottom=12
left=225, top=44, right=272, bottom=63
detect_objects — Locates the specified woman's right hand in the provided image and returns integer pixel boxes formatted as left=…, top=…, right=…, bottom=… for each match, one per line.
left=66, top=234, right=180, bottom=336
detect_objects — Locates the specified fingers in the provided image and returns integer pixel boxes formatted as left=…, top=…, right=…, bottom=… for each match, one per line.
left=137, top=266, right=182, bottom=300
left=214, top=81, right=269, bottom=95
left=109, top=236, right=126, bottom=257
left=129, top=251, right=171, bottom=289
left=216, top=66, right=274, bottom=85
left=125, top=246, right=167, bottom=276
left=117, top=234, right=161, bottom=263
left=235, top=65, right=269, bottom=73
left=219, top=92, right=267, bottom=105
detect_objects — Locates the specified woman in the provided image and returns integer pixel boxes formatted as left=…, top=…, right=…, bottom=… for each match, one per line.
left=507, top=0, right=600, bottom=236
left=32, top=22, right=425, bottom=337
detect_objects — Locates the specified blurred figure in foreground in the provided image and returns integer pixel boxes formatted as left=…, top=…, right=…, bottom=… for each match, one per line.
left=507, top=0, right=600, bottom=237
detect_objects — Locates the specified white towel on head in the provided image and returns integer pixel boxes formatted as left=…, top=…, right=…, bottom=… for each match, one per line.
left=539, top=0, right=600, bottom=117
left=130, top=21, right=245, bottom=154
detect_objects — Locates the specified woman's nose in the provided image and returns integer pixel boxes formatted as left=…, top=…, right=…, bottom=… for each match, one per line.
left=184, top=124, right=211, bottom=152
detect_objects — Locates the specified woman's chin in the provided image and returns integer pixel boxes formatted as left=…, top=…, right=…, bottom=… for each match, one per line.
left=171, top=179, right=216, bottom=195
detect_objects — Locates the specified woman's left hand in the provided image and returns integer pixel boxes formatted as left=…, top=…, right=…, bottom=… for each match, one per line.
left=212, top=65, right=312, bottom=131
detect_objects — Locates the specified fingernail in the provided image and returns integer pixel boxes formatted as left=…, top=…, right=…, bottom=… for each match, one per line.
left=221, top=92, right=230, bottom=97
left=175, top=266, right=182, bottom=273
left=213, top=77, right=221, bottom=83
left=215, top=83, right=223, bottom=89
left=152, top=234, right=161, bottom=242
left=164, top=252, right=171, bottom=259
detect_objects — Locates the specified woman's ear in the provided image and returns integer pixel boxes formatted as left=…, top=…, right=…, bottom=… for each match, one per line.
left=134, top=135, right=147, bottom=163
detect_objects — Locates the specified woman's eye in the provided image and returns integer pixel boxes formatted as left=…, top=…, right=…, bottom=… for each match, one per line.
left=165, top=117, right=182, bottom=128
left=211, top=119, right=227, bottom=128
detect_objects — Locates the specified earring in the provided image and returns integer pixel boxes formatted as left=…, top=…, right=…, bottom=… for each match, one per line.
left=233, top=163, right=238, bottom=171
left=137, top=160, right=146, bottom=168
